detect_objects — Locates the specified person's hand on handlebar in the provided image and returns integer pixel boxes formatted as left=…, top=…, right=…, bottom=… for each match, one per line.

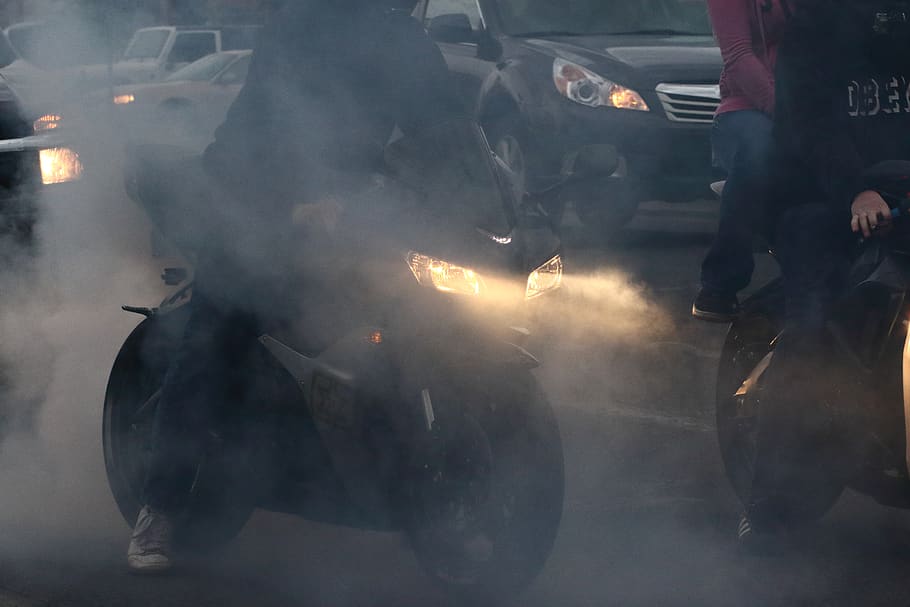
left=851, top=190, right=892, bottom=238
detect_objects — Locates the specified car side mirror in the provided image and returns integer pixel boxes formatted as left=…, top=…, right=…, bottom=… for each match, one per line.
left=428, top=13, right=475, bottom=44
left=566, top=145, right=620, bottom=179
left=477, top=28, right=503, bottom=61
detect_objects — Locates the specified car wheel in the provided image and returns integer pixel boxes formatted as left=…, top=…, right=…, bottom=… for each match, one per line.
left=485, top=115, right=530, bottom=193
left=485, top=114, right=566, bottom=225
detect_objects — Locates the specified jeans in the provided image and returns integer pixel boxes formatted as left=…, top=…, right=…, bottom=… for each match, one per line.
left=143, top=293, right=257, bottom=515
left=128, top=145, right=263, bottom=515
left=747, top=203, right=854, bottom=525
left=700, top=110, right=774, bottom=295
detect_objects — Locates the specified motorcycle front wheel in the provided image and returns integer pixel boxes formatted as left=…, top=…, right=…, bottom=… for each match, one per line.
left=716, top=282, right=844, bottom=524
left=102, top=315, right=255, bottom=550
left=404, top=364, right=564, bottom=604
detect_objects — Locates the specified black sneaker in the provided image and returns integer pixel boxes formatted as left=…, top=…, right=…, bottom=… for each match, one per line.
left=692, top=288, right=739, bottom=322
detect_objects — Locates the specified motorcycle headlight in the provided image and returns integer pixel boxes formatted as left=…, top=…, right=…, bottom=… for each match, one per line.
left=407, top=251, right=485, bottom=296
left=553, top=58, right=649, bottom=111
left=526, top=254, right=563, bottom=299
left=39, top=147, right=83, bottom=185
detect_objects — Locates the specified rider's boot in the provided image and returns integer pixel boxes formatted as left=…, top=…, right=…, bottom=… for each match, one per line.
left=127, top=505, right=175, bottom=574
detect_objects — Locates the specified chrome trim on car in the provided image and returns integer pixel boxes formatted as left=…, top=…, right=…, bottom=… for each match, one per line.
left=655, top=83, right=720, bottom=124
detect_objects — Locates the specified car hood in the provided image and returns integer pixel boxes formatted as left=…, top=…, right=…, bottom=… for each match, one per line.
left=523, top=35, right=722, bottom=86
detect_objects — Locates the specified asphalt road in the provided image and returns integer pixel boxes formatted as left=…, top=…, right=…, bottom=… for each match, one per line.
left=0, top=190, right=908, bottom=607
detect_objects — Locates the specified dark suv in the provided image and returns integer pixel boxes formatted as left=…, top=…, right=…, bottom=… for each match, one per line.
left=413, top=0, right=721, bottom=232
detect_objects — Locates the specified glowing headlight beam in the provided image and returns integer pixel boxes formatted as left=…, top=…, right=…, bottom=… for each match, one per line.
left=407, top=251, right=485, bottom=296
left=40, top=147, right=83, bottom=185
left=526, top=254, right=563, bottom=299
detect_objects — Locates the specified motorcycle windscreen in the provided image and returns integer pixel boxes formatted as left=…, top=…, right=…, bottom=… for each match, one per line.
left=383, top=118, right=516, bottom=244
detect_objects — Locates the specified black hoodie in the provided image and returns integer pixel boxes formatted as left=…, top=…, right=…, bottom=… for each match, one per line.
left=203, top=1, right=459, bottom=212
left=774, top=1, right=910, bottom=215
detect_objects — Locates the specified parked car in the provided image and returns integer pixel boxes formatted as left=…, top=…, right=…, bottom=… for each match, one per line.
left=108, top=50, right=251, bottom=145
left=5, top=19, right=108, bottom=70
left=414, top=0, right=721, bottom=232
left=0, top=18, right=110, bottom=116
left=104, top=25, right=259, bottom=86
left=0, top=53, right=83, bottom=243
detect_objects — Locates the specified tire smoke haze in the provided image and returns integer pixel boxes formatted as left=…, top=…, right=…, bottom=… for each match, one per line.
left=0, top=153, right=169, bottom=548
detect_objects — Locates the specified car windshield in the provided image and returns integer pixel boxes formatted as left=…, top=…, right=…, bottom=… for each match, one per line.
left=123, top=29, right=169, bottom=60
left=496, top=0, right=711, bottom=37
left=165, top=53, right=236, bottom=82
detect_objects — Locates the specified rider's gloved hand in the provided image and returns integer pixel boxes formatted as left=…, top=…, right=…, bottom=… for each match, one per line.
left=851, top=190, right=892, bottom=238
left=292, top=198, right=344, bottom=232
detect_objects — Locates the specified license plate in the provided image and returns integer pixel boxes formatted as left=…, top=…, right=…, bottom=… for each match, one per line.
left=309, top=372, right=356, bottom=429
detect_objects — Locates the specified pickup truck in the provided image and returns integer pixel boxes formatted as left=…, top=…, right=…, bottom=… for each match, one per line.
left=106, top=25, right=260, bottom=86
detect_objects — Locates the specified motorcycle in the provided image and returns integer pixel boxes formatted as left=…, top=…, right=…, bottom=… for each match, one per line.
left=715, top=161, right=910, bottom=524
left=103, top=119, right=615, bottom=601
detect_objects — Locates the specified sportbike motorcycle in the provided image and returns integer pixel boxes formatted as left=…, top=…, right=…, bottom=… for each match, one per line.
left=103, top=118, right=616, bottom=601
left=716, top=160, right=910, bottom=524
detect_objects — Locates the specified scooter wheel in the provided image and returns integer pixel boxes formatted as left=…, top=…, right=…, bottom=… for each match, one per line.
left=716, top=282, right=845, bottom=525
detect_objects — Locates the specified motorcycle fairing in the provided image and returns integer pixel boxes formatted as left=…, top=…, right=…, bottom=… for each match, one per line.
left=259, top=331, right=400, bottom=526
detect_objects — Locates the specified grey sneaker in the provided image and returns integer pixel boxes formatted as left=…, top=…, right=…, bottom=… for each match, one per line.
left=127, top=505, right=174, bottom=574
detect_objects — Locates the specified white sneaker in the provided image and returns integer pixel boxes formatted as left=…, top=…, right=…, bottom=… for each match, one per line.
left=127, top=505, right=174, bottom=574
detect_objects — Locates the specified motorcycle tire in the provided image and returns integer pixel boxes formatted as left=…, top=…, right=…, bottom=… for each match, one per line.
left=716, top=280, right=844, bottom=525
left=102, top=315, right=254, bottom=551
left=404, top=364, right=564, bottom=605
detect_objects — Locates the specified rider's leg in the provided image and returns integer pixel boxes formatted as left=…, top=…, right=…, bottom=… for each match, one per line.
left=129, top=289, right=256, bottom=573
left=747, top=203, right=852, bottom=532
left=695, top=110, right=774, bottom=321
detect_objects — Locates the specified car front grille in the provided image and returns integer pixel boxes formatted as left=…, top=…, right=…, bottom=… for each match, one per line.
left=655, top=83, right=720, bottom=124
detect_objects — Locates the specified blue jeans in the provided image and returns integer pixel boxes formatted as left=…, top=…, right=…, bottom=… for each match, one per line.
left=700, top=110, right=774, bottom=295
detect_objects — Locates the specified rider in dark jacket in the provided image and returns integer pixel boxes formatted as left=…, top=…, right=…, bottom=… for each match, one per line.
left=739, top=0, right=910, bottom=546
left=127, top=0, right=461, bottom=573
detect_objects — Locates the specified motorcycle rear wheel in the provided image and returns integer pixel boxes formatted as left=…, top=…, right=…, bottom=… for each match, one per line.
left=405, top=365, right=564, bottom=604
left=716, top=282, right=844, bottom=525
left=102, top=316, right=255, bottom=551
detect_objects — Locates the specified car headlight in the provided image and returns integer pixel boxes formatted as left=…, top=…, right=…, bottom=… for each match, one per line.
left=526, top=254, right=563, bottom=299
left=33, top=114, right=62, bottom=132
left=553, top=58, right=649, bottom=111
left=407, top=251, right=485, bottom=296
left=39, top=148, right=83, bottom=185
left=113, top=94, right=135, bottom=105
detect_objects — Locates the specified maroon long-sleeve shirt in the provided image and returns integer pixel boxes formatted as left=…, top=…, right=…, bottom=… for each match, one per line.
left=707, top=0, right=790, bottom=116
